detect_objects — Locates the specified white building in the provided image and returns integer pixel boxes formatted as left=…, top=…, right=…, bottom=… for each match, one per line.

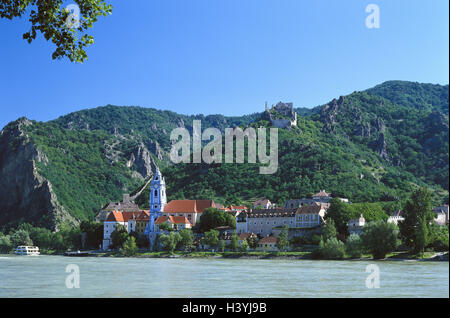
left=347, top=214, right=366, bottom=235
left=387, top=210, right=405, bottom=225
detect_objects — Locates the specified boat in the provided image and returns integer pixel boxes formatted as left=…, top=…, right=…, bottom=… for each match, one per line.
left=15, top=246, right=40, bottom=256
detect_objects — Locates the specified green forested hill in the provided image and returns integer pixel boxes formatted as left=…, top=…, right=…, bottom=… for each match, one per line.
left=0, top=81, right=448, bottom=229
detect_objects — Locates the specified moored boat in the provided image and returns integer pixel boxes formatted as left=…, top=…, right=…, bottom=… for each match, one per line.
left=15, top=246, right=40, bottom=256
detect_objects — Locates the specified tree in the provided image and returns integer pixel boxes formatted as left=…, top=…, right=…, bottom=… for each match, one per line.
left=0, top=233, right=12, bottom=253
left=240, top=239, right=249, bottom=252
left=10, top=229, right=33, bottom=247
left=198, top=208, right=236, bottom=233
left=80, top=221, right=103, bottom=249
left=121, top=236, right=138, bottom=257
left=247, top=235, right=259, bottom=249
left=159, top=232, right=180, bottom=253
left=399, top=188, right=434, bottom=254
left=325, top=198, right=357, bottom=238
left=0, top=0, right=113, bottom=62
left=320, top=238, right=345, bottom=260
left=276, top=226, right=289, bottom=251
left=218, top=240, right=226, bottom=252
left=203, top=229, right=219, bottom=249
left=361, top=221, right=398, bottom=259
left=178, top=229, right=194, bottom=251
left=321, top=219, right=337, bottom=242
left=158, top=222, right=172, bottom=232
left=136, top=234, right=150, bottom=249
left=110, top=224, right=128, bottom=249
left=230, top=233, right=239, bottom=252
left=345, top=234, right=363, bottom=258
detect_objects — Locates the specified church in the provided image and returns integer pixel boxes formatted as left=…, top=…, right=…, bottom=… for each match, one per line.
left=102, top=168, right=216, bottom=250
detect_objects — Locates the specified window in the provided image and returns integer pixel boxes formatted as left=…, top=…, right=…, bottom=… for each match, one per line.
left=154, top=190, right=158, bottom=196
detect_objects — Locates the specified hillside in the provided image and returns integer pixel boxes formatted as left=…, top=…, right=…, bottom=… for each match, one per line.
left=0, top=81, right=448, bottom=230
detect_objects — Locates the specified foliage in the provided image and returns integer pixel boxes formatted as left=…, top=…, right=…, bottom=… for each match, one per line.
left=361, top=221, right=398, bottom=259
left=325, top=199, right=357, bottom=238
left=0, top=0, right=113, bottom=62
left=197, top=208, right=236, bottom=233
left=320, top=238, right=345, bottom=260
left=80, top=221, right=103, bottom=249
left=240, top=239, right=249, bottom=252
left=0, top=233, right=12, bottom=253
left=247, top=235, right=259, bottom=249
left=110, top=224, right=128, bottom=249
left=230, top=233, right=239, bottom=251
left=427, top=225, right=449, bottom=252
left=121, top=236, right=138, bottom=256
left=345, top=234, right=364, bottom=258
left=321, top=219, right=337, bottom=242
left=218, top=240, right=226, bottom=252
left=158, top=232, right=181, bottom=253
left=178, top=229, right=194, bottom=251
left=399, top=188, right=434, bottom=253
left=203, top=229, right=219, bottom=248
left=276, top=226, right=289, bottom=251
left=10, top=229, right=33, bottom=247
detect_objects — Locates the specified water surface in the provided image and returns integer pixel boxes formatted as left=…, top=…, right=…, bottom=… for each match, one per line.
left=0, top=255, right=448, bottom=297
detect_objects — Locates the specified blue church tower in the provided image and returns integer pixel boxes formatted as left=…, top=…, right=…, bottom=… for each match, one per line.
left=145, top=168, right=167, bottom=249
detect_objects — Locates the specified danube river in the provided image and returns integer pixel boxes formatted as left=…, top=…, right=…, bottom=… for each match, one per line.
left=0, top=255, right=448, bottom=297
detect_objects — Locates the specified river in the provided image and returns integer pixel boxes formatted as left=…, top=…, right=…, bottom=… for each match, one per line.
left=0, top=255, right=448, bottom=297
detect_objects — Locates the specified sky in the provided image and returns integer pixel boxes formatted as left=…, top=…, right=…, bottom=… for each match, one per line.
left=0, top=0, right=448, bottom=129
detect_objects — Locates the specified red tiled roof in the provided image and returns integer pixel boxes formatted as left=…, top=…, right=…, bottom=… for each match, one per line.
left=105, top=211, right=141, bottom=222
left=155, top=215, right=192, bottom=225
left=163, top=200, right=215, bottom=213
left=313, top=190, right=331, bottom=197
left=230, top=205, right=247, bottom=210
left=254, top=199, right=270, bottom=206
left=295, top=204, right=323, bottom=215
left=238, top=233, right=255, bottom=240
left=259, top=236, right=277, bottom=244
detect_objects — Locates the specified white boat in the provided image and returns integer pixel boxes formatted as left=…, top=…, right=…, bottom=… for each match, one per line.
left=15, top=246, right=40, bottom=256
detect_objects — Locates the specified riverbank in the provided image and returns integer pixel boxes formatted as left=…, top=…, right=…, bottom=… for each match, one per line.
left=77, top=250, right=449, bottom=262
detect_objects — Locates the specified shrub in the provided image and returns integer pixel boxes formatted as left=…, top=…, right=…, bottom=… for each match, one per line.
left=361, top=221, right=398, bottom=259
left=320, top=238, right=345, bottom=260
left=345, top=234, right=363, bottom=258
left=121, top=237, right=138, bottom=256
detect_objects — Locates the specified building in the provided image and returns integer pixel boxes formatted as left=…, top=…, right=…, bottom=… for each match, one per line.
left=283, top=190, right=347, bottom=209
left=433, top=205, right=449, bottom=225
left=245, top=208, right=297, bottom=237
left=253, top=198, right=273, bottom=209
left=387, top=210, right=405, bottom=225
left=163, top=199, right=216, bottom=226
left=347, top=214, right=366, bottom=235
left=256, top=236, right=278, bottom=251
left=238, top=233, right=257, bottom=247
left=102, top=210, right=143, bottom=250
left=128, top=210, right=150, bottom=235
left=144, top=169, right=167, bottom=247
left=154, top=215, right=192, bottom=231
left=312, top=190, right=333, bottom=203
left=295, top=203, right=326, bottom=228
left=264, top=102, right=298, bottom=129
left=96, top=193, right=140, bottom=222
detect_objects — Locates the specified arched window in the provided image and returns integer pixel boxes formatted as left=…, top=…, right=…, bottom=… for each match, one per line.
left=154, top=190, right=158, bottom=197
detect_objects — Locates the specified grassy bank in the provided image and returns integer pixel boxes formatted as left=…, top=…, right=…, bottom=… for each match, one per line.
left=83, top=250, right=448, bottom=261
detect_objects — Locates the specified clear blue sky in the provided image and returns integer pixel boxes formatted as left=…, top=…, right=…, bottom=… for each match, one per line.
left=0, top=0, right=448, bottom=129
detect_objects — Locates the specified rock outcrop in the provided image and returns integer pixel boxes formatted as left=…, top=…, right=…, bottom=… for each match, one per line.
left=0, top=118, right=78, bottom=231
